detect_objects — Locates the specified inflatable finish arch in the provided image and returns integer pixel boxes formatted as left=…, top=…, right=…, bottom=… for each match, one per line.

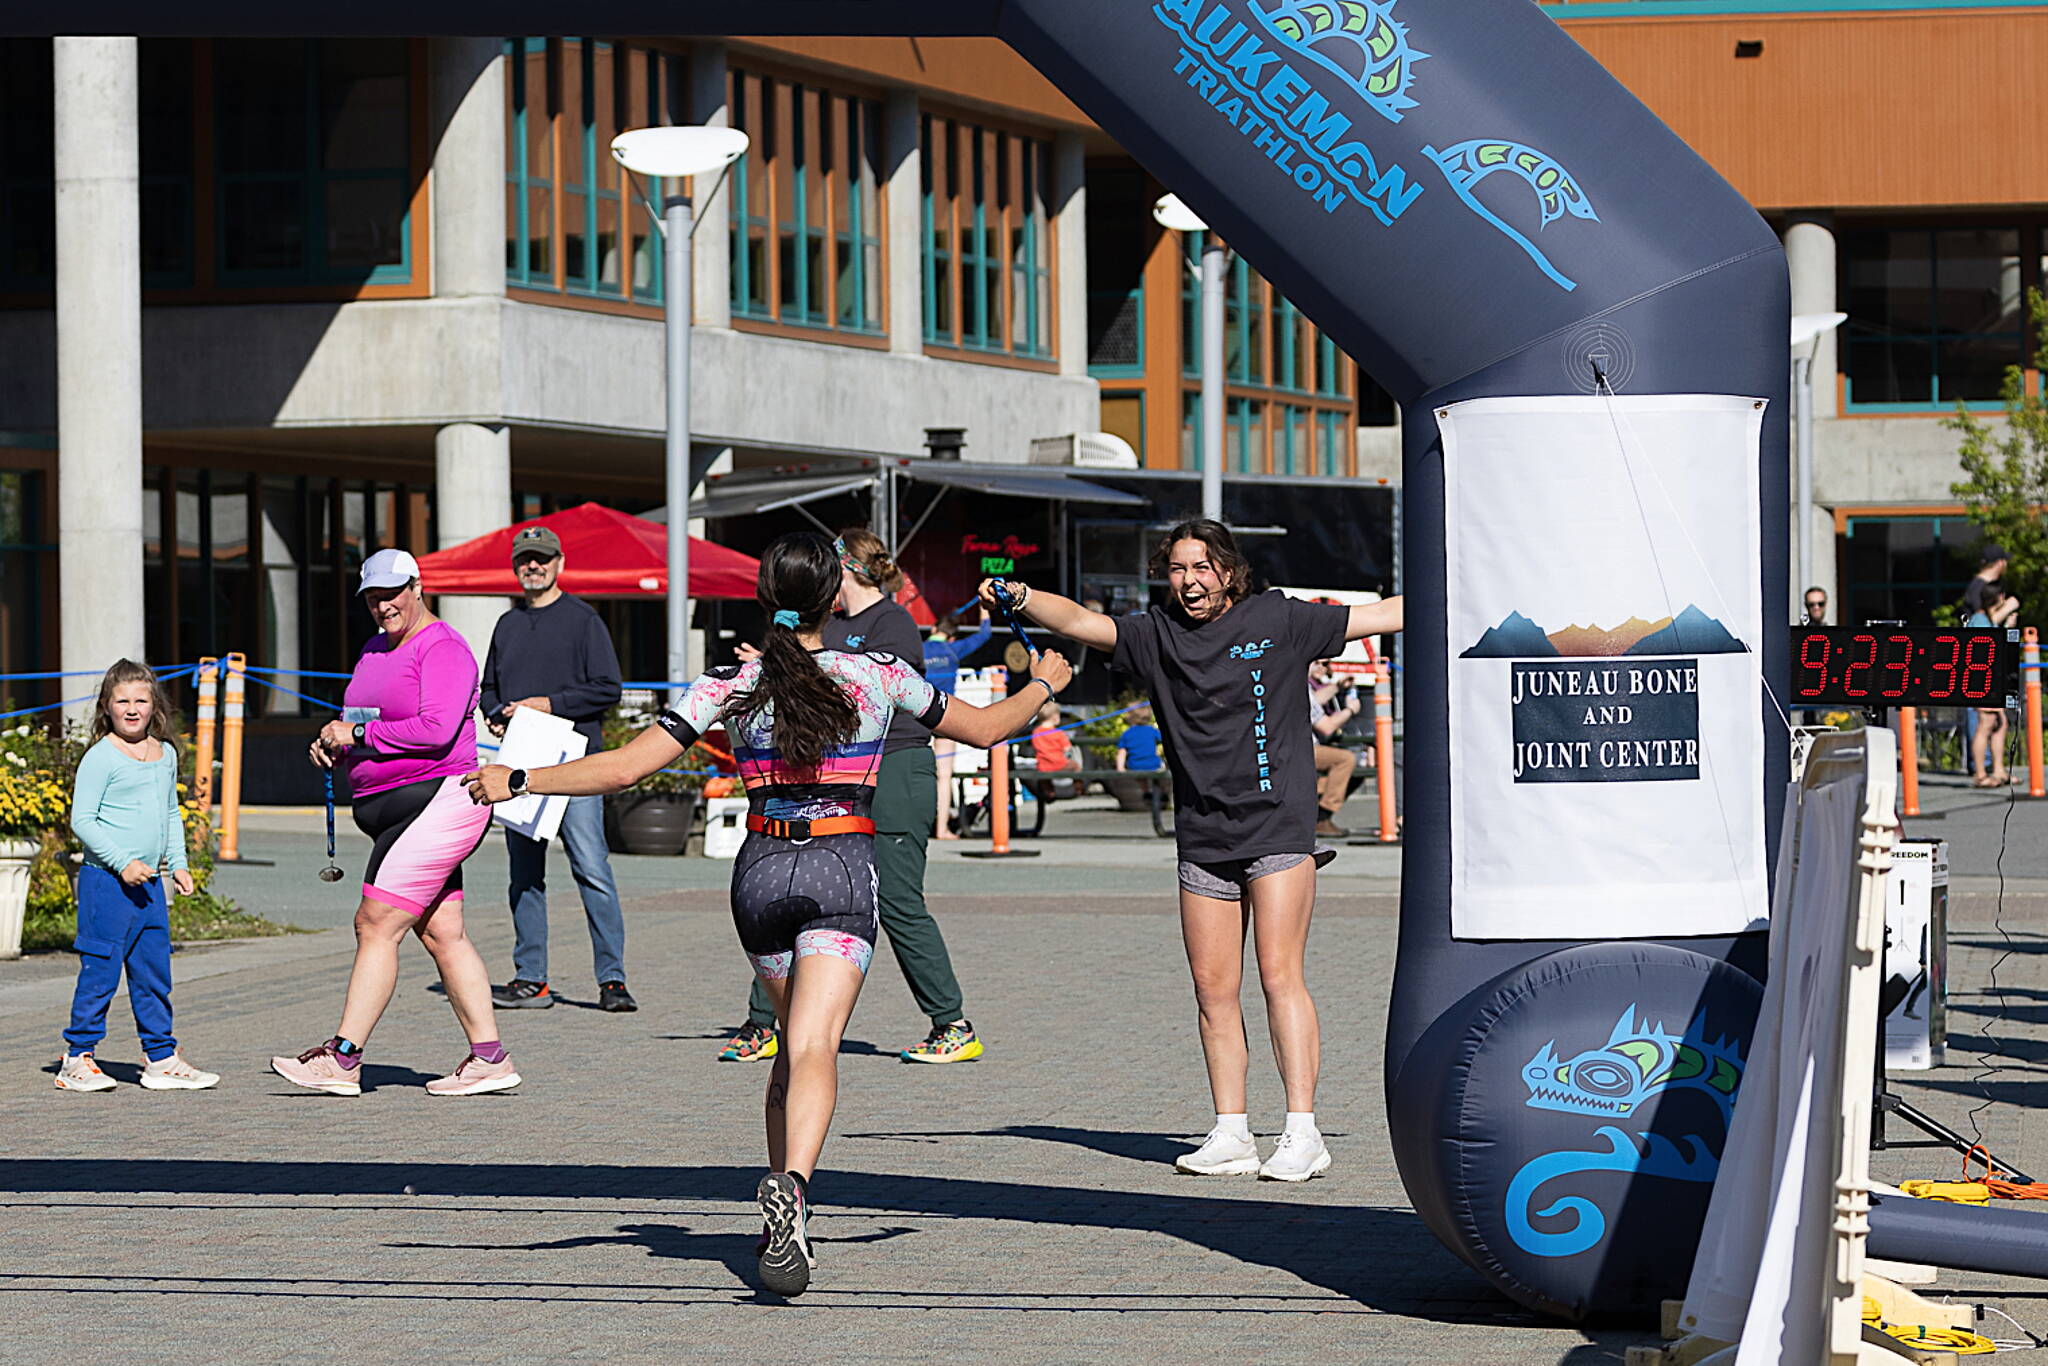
left=88, top=0, right=1790, bottom=1320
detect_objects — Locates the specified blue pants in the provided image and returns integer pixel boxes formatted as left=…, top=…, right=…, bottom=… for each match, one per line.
left=64, top=864, right=177, bottom=1061
left=506, top=793, right=627, bottom=986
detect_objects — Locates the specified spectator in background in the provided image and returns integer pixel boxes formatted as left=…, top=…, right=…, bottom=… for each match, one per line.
left=1964, top=545, right=2010, bottom=621
left=1308, top=662, right=1364, bottom=839
left=1029, top=698, right=1084, bottom=796
left=1115, top=703, right=1164, bottom=772
left=1802, top=587, right=1828, bottom=625
left=480, top=525, right=635, bottom=1014
left=922, top=609, right=993, bottom=841
left=1968, top=578, right=2022, bottom=788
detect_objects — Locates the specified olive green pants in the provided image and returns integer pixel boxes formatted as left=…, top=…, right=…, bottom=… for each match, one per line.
left=745, top=746, right=966, bottom=1029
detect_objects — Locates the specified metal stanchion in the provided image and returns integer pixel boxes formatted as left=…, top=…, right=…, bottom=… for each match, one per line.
left=963, top=669, right=1038, bottom=861
left=1374, top=659, right=1399, bottom=843
left=2026, top=627, right=2043, bottom=798
left=192, top=656, right=218, bottom=812
left=1898, top=705, right=1919, bottom=818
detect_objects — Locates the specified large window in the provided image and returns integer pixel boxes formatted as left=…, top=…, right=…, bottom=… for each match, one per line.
left=1086, top=166, right=1147, bottom=378
left=1840, top=513, right=1986, bottom=627
left=728, top=67, right=883, bottom=335
left=922, top=112, right=1051, bottom=358
left=0, top=40, right=54, bottom=294
left=1842, top=227, right=2030, bottom=410
left=505, top=38, right=674, bottom=305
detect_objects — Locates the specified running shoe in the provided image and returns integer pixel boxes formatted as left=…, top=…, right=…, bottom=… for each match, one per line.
left=1259, top=1129, right=1332, bottom=1182
left=491, top=978, right=554, bottom=1009
left=597, top=981, right=638, bottom=1013
left=1176, top=1126, right=1262, bottom=1175
left=756, top=1172, right=815, bottom=1296
left=900, top=1020, right=983, bottom=1064
left=140, top=1051, right=220, bottom=1091
left=54, top=1052, right=118, bottom=1092
left=718, top=1022, right=778, bottom=1062
left=425, top=1052, right=522, bottom=1096
left=270, top=1042, right=362, bottom=1097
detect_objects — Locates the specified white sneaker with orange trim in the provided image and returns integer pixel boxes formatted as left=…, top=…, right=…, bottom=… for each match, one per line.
left=55, top=1052, right=118, bottom=1092
left=141, top=1051, right=220, bottom=1090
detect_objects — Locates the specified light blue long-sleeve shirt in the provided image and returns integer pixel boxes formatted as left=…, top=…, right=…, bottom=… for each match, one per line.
left=70, top=737, right=186, bottom=874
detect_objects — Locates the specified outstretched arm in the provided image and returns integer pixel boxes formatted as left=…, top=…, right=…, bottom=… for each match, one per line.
left=1346, top=596, right=1403, bottom=642
left=977, top=578, right=1118, bottom=652
left=933, top=650, right=1075, bottom=749
left=466, top=722, right=684, bottom=803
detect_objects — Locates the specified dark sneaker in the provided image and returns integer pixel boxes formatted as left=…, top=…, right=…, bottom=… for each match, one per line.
left=492, top=979, right=554, bottom=1009
left=756, top=1172, right=814, bottom=1296
left=719, top=1021, right=779, bottom=1062
left=598, top=981, right=638, bottom=1013
left=901, top=1020, right=984, bottom=1064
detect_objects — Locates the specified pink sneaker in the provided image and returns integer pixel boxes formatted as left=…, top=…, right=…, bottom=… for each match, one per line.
left=269, top=1042, right=362, bottom=1096
left=425, top=1052, right=521, bottom=1096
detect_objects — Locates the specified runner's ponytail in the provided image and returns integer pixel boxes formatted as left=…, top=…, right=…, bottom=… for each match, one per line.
left=737, top=533, right=859, bottom=775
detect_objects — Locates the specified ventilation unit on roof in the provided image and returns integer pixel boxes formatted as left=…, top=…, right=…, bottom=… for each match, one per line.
left=1028, top=432, right=1140, bottom=469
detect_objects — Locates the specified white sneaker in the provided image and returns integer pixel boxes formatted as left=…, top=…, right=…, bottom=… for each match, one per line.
left=1259, top=1128, right=1332, bottom=1182
left=1175, top=1126, right=1262, bottom=1175
left=54, top=1053, right=118, bottom=1092
left=140, top=1051, right=220, bottom=1090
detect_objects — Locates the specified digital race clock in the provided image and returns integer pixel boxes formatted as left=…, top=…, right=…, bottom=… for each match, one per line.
left=1791, top=627, right=2018, bottom=707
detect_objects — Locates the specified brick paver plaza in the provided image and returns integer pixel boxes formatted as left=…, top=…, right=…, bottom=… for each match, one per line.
left=7, top=785, right=2048, bottom=1364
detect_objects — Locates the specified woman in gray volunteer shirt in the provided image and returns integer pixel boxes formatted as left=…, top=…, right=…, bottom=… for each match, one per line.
left=981, top=519, right=1401, bottom=1182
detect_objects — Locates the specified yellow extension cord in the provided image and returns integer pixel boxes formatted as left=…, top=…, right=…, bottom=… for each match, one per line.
left=1862, top=1296, right=1999, bottom=1355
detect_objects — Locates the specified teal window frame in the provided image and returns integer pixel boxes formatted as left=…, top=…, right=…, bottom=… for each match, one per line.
left=215, top=38, right=413, bottom=288
left=922, top=115, right=1051, bottom=357
left=1086, top=288, right=1145, bottom=377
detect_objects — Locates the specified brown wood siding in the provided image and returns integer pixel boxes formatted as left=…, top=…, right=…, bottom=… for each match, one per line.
left=734, top=37, right=1092, bottom=129
left=1556, top=10, right=2048, bottom=210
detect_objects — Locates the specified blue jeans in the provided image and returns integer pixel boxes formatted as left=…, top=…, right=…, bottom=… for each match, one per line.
left=64, top=864, right=177, bottom=1060
left=506, top=793, right=627, bottom=986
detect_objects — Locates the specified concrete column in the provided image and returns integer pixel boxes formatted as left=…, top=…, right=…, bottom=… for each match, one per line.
left=883, top=89, right=923, bottom=358
left=1053, top=132, right=1088, bottom=380
left=429, top=39, right=507, bottom=299
left=687, top=43, right=732, bottom=329
left=55, top=37, right=146, bottom=705
left=433, top=422, right=512, bottom=663
left=1784, top=214, right=1837, bottom=419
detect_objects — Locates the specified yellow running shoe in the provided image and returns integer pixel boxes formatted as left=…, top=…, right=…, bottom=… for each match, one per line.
left=719, top=1021, right=779, bottom=1062
left=901, top=1020, right=984, bottom=1064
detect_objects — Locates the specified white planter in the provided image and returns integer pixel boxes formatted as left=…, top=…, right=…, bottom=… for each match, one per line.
left=0, top=837, right=36, bottom=960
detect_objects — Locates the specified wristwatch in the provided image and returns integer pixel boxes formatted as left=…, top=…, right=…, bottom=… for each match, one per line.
left=508, top=769, right=530, bottom=797
left=351, top=722, right=366, bottom=747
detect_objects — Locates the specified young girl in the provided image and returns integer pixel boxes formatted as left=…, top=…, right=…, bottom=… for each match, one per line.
left=1029, top=698, right=1084, bottom=796
left=56, top=660, right=218, bottom=1091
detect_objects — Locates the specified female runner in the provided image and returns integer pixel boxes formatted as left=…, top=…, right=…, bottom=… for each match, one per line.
left=466, top=532, right=1070, bottom=1295
left=981, top=519, right=1401, bottom=1181
left=270, top=548, right=516, bottom=1098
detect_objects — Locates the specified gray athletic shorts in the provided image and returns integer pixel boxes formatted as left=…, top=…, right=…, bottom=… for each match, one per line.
left=1177, top=847, right=1336, bottom=901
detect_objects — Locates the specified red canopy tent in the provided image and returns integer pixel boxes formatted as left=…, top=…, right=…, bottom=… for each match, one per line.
left=414, top=502, right=759, bottom=599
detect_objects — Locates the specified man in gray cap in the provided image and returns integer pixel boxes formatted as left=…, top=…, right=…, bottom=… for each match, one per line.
left=480, top=524, right=636, bottom=1012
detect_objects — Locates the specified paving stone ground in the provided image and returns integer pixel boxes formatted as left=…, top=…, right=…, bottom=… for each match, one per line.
left=5, top=785, right=2048, bottom=1364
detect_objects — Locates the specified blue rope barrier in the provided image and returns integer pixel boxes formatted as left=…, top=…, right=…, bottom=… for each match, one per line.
left=241, top=672, right=343, bottom=711
left=0, top=663, right=198, bottom=723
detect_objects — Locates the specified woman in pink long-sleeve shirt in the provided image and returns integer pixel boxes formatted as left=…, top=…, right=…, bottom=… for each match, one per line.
left=269, top=548, right=519, bottom=1099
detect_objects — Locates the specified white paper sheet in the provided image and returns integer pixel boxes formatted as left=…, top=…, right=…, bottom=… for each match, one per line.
left=491, top=706, right=589, bottom=843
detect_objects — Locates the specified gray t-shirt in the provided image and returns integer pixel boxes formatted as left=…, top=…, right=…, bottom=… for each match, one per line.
left=825, top=597, right=931, bottom=755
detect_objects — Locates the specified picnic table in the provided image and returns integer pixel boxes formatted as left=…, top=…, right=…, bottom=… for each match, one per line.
left=952, top=766, right=1174, bottom=839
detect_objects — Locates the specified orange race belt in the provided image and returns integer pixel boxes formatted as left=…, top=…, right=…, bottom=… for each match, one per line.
left=746, top=814, right=876, bottom=840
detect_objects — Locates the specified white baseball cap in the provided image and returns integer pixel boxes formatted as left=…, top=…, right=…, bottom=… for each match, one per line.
left=357, top=548, right=421, bottom=594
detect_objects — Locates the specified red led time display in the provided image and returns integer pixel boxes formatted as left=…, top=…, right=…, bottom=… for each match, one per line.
left=1791, top=628, right=2014, bottom=706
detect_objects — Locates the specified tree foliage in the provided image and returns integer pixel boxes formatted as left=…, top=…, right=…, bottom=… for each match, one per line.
left=1947, top=287, right=2048, bottom=619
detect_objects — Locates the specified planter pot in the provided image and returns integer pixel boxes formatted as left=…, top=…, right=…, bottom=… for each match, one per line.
left=605, top=793, right=700, bottom=856
left=0, top=836, right=37, bottom=960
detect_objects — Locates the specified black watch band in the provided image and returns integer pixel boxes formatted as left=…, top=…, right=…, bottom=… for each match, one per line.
left=508, top=769, right=529, bottom=797
left=352, top=722, right=366, bottom=746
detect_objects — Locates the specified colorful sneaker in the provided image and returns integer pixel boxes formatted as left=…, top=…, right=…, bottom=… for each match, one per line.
left=425, top=1052, right=522, bottom=1096
left=1176, top=1126, right=1262, bottom=1176
left=140, top=1051, right=220, bottom=1090
left=1258, top=1129, right=1332, bottom=1182
left=270, top=1042, right=362, bottom=1097
left=718, top=1022, right=778, bottom=1062
left=598, top=981, right=638, bottom=1013
left=491, top=979, right=554, bottom=1009
left=54, top=1052, right=118, bottom=1092
left=900, top=1020, right=983, bottom=1064
left=756, top=1172, right=815, bottom=1296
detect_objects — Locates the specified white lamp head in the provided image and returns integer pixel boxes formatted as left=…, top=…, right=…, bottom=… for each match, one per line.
left=611, top=126, right=750, bottom=179
left=1151, top=193, right=1209, bottom=234
left=1789, top=311, right=1848, bottom=350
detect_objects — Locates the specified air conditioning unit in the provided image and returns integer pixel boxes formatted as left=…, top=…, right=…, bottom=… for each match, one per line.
left=1028, top=431, right=1140, bottom=468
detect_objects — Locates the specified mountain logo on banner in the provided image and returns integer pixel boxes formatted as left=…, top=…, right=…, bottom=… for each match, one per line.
left=1462, top=605, right=1743, bottom=659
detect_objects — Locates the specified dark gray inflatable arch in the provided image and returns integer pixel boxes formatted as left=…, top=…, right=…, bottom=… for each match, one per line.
left=81, top=0, right=1789, bottom=1321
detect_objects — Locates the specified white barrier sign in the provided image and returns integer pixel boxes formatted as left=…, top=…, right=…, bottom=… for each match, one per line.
left=491, top=706, right=588, bottom=844
left=1442, top=394, right=1767, bottom=940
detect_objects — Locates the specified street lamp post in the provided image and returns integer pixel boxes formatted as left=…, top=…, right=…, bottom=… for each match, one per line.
left=1154, top=194, right=1225, bottom=525
left=1789, top=311, right=1847, bottom=609
left=611, top=125, right=749, bottom=701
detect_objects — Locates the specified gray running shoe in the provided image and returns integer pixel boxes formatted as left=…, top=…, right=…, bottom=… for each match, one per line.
left=756, top=1173, right=814, bottom=1296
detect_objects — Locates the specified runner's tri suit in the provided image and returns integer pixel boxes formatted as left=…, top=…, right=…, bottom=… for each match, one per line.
left=657, top=650, right=947, bottom=979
